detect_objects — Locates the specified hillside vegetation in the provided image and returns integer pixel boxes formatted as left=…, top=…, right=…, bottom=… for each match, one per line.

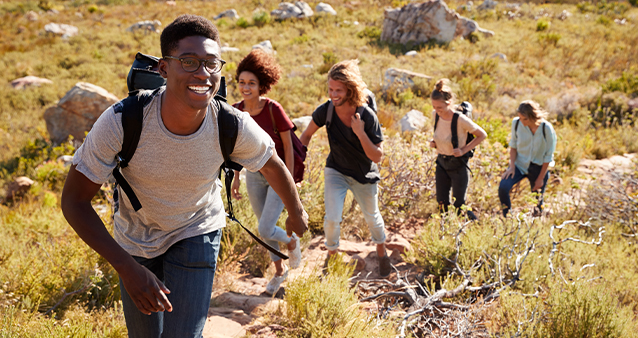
left=1, top=0, right=637, bottom=337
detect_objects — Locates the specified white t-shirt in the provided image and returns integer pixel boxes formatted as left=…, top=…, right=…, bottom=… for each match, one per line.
left=72, top=87, right=274, bottom=258
left=432, top=110, right=479, bottom=156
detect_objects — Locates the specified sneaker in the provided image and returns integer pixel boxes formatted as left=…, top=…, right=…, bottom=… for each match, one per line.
left=265, top=268, right=288, bottom=295
left=378, top=255, right=391, bottom=278
left=288, top=234, right=302, bottom=269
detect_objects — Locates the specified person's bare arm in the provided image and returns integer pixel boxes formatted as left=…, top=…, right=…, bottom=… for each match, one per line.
left=280, top=129, right=295, bottom=175
left=351, top=113, right=383, bottom=163
left=454, top=126, right=487, bottom=157
left=300, top=120, right=320, bottom=147
left=258, top=155, right=308, bottom=237
left=61, top=165, right=172, bottom=315
left=502, top=148, right=518, bottom=179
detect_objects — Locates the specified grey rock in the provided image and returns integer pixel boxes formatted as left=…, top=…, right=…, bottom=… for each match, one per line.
left=383, top=68, right=432, bottom=92
left=214, top=9, right=239, bottom=20
left=221, top=46, right=240, bottom=53
left=399, top=109, right=427, bottom=132
left=25, top=11, right=39, bottom=21
left=5, top=177, right=34, bottom=202
left=558, top=10, right=571, bottom=21
left=271, top=1, right=313, bottom=20
left=405, top=50, right=418, bottom=56
left=316, top=2, right=337, bottom=16
left=252, top=40, right=274, bottom=54
left=381, top=0, right=494, bottom=45
left=44, top=23, right=78, bottom=39
left=292, top=116, right=313, bottom=133
left=477, top=0, right=497, bottom=10
left=126, top=20, right=161, bottom=34
left=11, top=76, right=53, bottom=90
left=44, top=82, right=119, bottom=144
left=490, top=52, right=507, bottom=61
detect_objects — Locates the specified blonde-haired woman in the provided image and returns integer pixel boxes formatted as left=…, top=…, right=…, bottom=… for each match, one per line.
left=499, top=100, right=557, bottom=217
left=429, top=79, right=487, bottom=220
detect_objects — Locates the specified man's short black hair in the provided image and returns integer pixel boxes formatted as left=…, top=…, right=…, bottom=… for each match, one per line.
left=160, top=14, right=221, bottom=57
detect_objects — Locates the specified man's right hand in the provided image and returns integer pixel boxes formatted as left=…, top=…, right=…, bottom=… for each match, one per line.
left=231, top=176, right=242, bottom=200
left=286, top=209, right=309, bottom=238
left=119, top=262, right=173, bottom=315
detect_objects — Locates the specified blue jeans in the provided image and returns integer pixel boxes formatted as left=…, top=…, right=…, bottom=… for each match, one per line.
left=498, top=163, right=549, bottom=216
left=120, top=230, right=222, bottom=338
left=245, top=170, right=291, bottom=262
left=324, top=167, right=386, bottom=251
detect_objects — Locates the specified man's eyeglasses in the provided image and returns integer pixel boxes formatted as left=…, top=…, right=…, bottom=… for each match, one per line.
left=164, top=56, right=226, bottom=73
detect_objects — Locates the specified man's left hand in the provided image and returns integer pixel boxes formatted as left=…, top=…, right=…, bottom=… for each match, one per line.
left=452, top=148, right=464, bottom=157
left=351, top=113, right=365, bottom=136
left=286, top=209, right=309, bottom=238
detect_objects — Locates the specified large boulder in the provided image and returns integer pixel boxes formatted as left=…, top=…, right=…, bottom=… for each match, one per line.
left=271, top=1, right=313, bottom=20
left=11, top=76, right=53, bottom=90
left=381, top=0, right=494, bottom=45
left=44, top=23, right=78, bottom=39
left=44, top=82, right=119, bottom=144
left=399, top=109, right=427, bottom=132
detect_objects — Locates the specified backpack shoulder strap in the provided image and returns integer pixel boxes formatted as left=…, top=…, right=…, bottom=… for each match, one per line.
left=515, top=119, right=520, bottom=134
left=267, top=100, right=279, bottom=135
left=326, top=101, right=334, bottom=128
left=451, top=112, right=460, bottom=149
left=216, top=98, right=243, bottom=172
left=542, top=121, right=547, bottom=140
left=434, top=113, right=440, bottom=132
left=112, top=88, right=159, bottom=212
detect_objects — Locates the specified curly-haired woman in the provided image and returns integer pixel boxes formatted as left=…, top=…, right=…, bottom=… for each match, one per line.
left=499, top=100, right=557, bottom=217
left=230, top=49, right=302, bottom=295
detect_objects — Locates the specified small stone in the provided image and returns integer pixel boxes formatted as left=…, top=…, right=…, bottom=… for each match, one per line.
left=252, top=40, right=274, bottom=54
left=405, top=50, right=417, bottom=56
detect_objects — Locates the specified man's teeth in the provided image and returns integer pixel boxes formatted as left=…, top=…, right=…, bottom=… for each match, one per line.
left=189, top=86, right=210, bottom=94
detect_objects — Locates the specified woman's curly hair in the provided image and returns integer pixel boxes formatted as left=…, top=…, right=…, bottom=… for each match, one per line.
left=235, top=49, right=282, bottom=95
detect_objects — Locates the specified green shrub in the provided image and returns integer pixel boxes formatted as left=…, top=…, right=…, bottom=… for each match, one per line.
left=597, top=15, right=612, bottom=26
left=236, top=17, right=249, bottom=28
left=538, top=32, right=562, bottom=47
left=292, top=34, right=309, bottom=44
left=603, top=71, right=638, bottom=97
left=87, top=4, right=99, bottom=13
left=282, top=257, right=395, bottom=338
left=536, top=18, right=550, bottom=31
left=356, top=26, right=381, bottom=40
left=252, top=10, right=270, bottom=27
left=318, top=51, right=338, bottom=74
left=630, top=0, right=638, bottom=7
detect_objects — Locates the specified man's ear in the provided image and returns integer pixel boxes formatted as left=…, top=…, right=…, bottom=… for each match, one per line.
left=158, top=59, right=168, bottom=79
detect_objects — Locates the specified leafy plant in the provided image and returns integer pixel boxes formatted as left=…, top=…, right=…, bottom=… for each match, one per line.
left=536, top=18, right=551, bottom=31
left=252, top=10, right=270, bottom=27
left=236, top=17, right=249, bottom=28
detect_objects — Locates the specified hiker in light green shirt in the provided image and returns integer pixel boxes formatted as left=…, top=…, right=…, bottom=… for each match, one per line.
left=499, top=100, right=557, bottom=217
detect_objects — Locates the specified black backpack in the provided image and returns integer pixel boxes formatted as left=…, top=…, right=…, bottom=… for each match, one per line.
left=112, top=52, right=288, bottom=259
left=434, top=101, right=475, bottom=158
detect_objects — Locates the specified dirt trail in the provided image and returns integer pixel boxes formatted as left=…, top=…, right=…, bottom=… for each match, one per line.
left=202, top=154, right=636, bottom=337
left=203, top=219, right=422, bottom=338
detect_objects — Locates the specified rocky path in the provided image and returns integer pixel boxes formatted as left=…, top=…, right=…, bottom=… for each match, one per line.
left=202, top=154, right=636, bottom=338
left=202, top=219, right=422, bottom=338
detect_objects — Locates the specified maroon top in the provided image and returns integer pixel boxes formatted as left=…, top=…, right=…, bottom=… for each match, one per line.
left=233, top=98, right=294, bottom=163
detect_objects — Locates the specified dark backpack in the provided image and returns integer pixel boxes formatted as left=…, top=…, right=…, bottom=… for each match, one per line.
left=113, top=52, right=288, bottom=259
left=434, top=101, right=475, bottom=158
left=236, top=100, right=307, bottom=183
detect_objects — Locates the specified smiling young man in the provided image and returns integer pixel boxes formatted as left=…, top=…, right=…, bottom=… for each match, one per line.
left=61, top=15, right=307, bottom=337
left=300, top=59, right=390, bottom=278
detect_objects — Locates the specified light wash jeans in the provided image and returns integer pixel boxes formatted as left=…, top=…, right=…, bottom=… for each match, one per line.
left=120, top=230, right=221, bottom=338
left=245, top=170, right=291, bottom=262
left=323, top=167, right=386, bottom=251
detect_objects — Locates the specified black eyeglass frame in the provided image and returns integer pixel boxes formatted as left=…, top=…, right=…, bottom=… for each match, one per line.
left=163, top=56, right=226, bottom=74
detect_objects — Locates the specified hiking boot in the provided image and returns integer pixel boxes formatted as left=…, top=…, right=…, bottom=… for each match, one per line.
left=466, top=210, right=478, bottom=221
left=378, top=254, right=391, bottom=278
left=265, top=268, right=288, bottom=296
left=289, top=234, right=302, bottom=269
